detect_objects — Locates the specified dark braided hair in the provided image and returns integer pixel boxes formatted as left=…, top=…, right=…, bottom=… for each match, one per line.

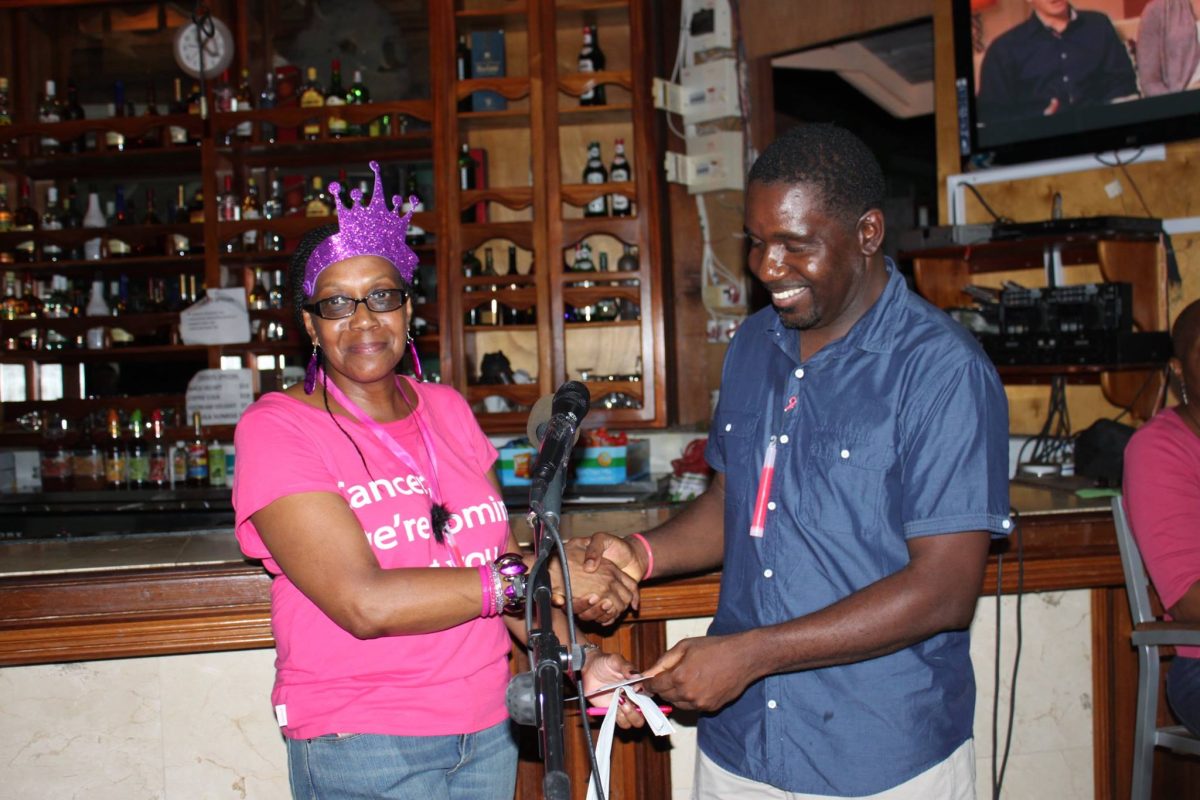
left=748, top=122, right=885, bottom=229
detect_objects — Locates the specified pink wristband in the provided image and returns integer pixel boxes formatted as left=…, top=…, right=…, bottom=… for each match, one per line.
left=478, top=565, right=495, bottom=617
left=629, top=532, right=654, bottom=580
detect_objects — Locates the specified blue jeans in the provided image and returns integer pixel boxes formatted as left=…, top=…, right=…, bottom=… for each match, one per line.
left=1167, top=656, right=1200, bottom=736
left=286, top=720, right=518, bottom=800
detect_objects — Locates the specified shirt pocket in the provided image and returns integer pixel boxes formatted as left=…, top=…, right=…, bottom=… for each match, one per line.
left=799, top=429, right=895, bottom=535
left=713, top=411, right=760, bottom=507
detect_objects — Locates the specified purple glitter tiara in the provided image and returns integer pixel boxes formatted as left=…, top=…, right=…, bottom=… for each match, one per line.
left=302, top=160, right=420, bottom=296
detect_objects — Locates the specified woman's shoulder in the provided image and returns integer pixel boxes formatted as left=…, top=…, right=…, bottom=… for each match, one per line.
left=237, top=391, right=327, bottom=440
left=411, top=379, right=472, bottom=412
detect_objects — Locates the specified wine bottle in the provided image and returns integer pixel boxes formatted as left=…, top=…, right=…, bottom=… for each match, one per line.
left=248, top=266, right=269, bottom=310
left=106, top=80, right=127, bottom=152
left=304, top=176, right=333, bottom=217
left=148, top=410, right=169, bottom=488
left=139, top=81, right=162, bottom=149
left=41, top=186, right=65, bottom=262
left=578, top=25, right=606, bottom=106
left=582, top=141, right=608, bottom=217
left=259, top=72, right=278, bottom=143
left=300, top=66, right=325, bottom=140
left=348, top=69, right=372, bottom=136
left=458, top=144, right=478, bottom=223
left=38, top=79, right=63, bottom=154
left=83, top=191, right=106, bottom=260
left=127, top=410, right=150, bottom=489
left=108, top=185, right=132, bottom=258
left=64, top=80, right=88, bottom=153
left=186, top=412, right=208, bottom=487
left=326, top=59, right=348, bottom=138
left=235, top=68, right=254, bottom=140
left=13, top=180, right=38, bottom=262
left=242, top=177, right=261, bottom=251
left=456, top=35, right=473, bottom=113
left=169, top=77, right=189, bottom=146
left=609, top=138, right=631, bottom=216
left=104, top=410, right=128, bottom=490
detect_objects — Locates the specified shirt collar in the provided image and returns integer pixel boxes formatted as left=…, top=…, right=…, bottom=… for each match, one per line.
left=764, top=257, right=904, bottom=358
left=1031, top=5, right=1078, bottom=34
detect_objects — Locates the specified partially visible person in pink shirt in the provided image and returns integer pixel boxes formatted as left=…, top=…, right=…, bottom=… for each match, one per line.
left=1124, top=298, right=1200, bottom=736
left=1136, top=0, right=1200, bottom=96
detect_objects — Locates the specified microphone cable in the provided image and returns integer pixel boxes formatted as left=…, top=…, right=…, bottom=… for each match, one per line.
left=991, top=508, right=1024, bottom=800
left=525, top=507, right=607, bottom=800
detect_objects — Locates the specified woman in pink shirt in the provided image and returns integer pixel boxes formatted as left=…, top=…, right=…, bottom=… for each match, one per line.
left=1124, top=298, right=1200, bottom=736
left=232, top=162, right=637, bottom=799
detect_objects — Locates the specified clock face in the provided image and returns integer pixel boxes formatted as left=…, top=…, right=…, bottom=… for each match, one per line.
left=173, top=18, right=235, bottom=79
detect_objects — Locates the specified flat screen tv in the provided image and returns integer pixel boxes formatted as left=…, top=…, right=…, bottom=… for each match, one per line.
left=954, top=0, right=1200, bottom=165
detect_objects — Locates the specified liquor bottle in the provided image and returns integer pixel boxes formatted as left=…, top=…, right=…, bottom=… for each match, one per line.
left=138, top=81, right=162, bottom=149
left=572, top=241, right=596, bottom=272
left=64, top=80, right=88, bottom=153
left=83, top=190, right=106, bottom=260
left=507, top=245, right=518, bottom=274
left=188, top=188, right=206, bottom=254
left=299, top=66, right=325, bottom=140
left=234, top=68, right=254, bottom=140
left=482, top=247, right=497, bottom=276
left=582, top=141, right=608, bottom=217
left=218, top=174, right=240, bottom=222
left=171, top=439, right=188, bottom=487
left=0, top=271, right=18, bottom=318
left=186, top=81, right=205, bottom=128
left=578, top=25, right=606, bottom=106
left=171, top=184, right=190, bottom=256
left=186, top=412, right=209, bottom=487
left=13, top=180, right=38, bottom=262
left=108, top=186, right=132, bottom=258
left=41, top=186, right=65, bottom=262
left=304, top=176, right=333, bottom=217
left=0, top=77, right=10, bottom=159
left=262, top=177, right=284, bottom=251
left=214, top=69, right=234, bottom=113
left=609, top=138, right=631, bottom=216
left=208, top=441, right=227, bottom=487
left=268, top=268, right=286, bottom=309
left=127, top=410, right=150, bottom=489
left=462, top=248, right=482, bottom=278
left=326, top=59, right=348, bottom=138
left=104, top=409, right=128, bottom=490
left=347, top=69, right=372, bottom=136
left=148, top=410, right=169, bottom=488
left=248, top=266, right=269, bottom=310
left=40, top=415, right=73, bottom=492
left=402, top=169, right=426, bottom=244
left=0, top=184, right=11, bottom=233
left=168, top=77, right=189, bottom=146
left=259, top=72, right=277, bottom=143
left=85, top=277, right=109, bottom=316
left=241, top=177, right=261, bottom=251
left=617, top=242, right=639, bottom=272
left=109, top=276, right=128, bottom=316
left=106, top=80, right=127, bottom=152
left=19, top=271, right=42, bottom=317
left=456, top=35, right=473, bottom=113
left=73, top=432, right=105, bottom=491
left=458, top=144, right=477, bottom=223
left=135, top=187, right=162, bottom=256
left=38, top=79, right=63, bottom=154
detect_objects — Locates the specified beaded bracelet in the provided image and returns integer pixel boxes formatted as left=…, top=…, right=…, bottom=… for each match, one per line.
left=494, top=552, right=529, bottom=615
left=629, top=532, right=654, bottom=580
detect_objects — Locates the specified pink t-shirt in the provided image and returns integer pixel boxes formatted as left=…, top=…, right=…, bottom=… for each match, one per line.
left=1123, top=406, right=1200, bottom=658
left=232, top=379, right=512, bottom=738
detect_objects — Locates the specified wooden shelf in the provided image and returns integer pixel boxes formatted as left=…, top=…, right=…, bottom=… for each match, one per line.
left=0, top=344, right=210, bottom=363
left=455, top=3, right=528, bottom=19
left=557, top=70, right=634, bottom=98
left=460, top=186, right=534, bottom=211
left=0, top=252, right=205, bottom=274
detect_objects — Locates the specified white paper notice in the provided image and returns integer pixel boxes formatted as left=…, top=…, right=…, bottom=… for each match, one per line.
left=179, top=288, right=251, bottom=345
left=186, top=369, right=255, bottom=425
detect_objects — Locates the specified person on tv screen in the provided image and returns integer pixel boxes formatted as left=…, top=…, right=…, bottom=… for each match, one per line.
left=977, top=0, right=1139, bottom=124
left=1136, top=0, right=1200, bottom=96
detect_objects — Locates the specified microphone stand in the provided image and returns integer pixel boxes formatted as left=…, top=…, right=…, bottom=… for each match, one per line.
left=527, top=465, right=571, bottom=800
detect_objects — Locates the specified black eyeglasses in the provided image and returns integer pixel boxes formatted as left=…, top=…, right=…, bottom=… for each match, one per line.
left=303, top=289, right=410, bottom=320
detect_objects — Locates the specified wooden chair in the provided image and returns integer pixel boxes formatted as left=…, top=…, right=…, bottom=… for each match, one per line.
left=1111, top=496, right=1200, bottom=799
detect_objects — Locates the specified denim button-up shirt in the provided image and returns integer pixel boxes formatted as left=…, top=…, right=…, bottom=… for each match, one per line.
left=701, top=262, right=1011, bottom=795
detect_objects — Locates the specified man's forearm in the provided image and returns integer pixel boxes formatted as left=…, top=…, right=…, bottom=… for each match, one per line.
left=639, top=473, right=727, bottom=579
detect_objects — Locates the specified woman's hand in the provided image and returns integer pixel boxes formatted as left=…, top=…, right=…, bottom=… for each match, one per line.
left=581, top=650, right=648, bottom=729
left=544, top=545, right=640, bottom=625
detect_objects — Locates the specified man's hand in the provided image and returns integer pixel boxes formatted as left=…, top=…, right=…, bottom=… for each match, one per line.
left=575, top=532, right=649, bottom=583
left=1043, top=97, right=1060, bottom=115
left=643, top=634, right=758, bottom=712
left=543, top=547, right=640, bottom=625
left=581, top=650, right=648, bottom=729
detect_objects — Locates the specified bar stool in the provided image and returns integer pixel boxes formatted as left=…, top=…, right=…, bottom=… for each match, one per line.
left=1111, top=496, right=1200, bottom=799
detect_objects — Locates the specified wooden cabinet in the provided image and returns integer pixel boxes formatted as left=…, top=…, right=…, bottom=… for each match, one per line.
left=434, top=0, right=668, bottom=432
left=905, top=230, right=1169, bottom=421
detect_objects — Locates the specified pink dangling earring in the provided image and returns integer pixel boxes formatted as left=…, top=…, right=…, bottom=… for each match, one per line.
left=407, top=333, right=424, bottom=382
left=304, top=343, right=321, bottom=394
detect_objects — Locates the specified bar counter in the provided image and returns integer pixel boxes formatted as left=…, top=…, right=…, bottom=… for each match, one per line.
left=0, top=482, right=1151, bottom=798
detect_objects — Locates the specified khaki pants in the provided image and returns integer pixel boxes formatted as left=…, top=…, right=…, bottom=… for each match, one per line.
left=693, top=739, right=975, bottom=800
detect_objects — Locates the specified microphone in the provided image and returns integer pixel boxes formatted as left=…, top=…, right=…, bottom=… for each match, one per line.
left=528, top=381, right=590, bottom=507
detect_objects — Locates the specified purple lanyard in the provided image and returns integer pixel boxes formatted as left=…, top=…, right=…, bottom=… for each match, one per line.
left=319, top=370, right=463, bottom=564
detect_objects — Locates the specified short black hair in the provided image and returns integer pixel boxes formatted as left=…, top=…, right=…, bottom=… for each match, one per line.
left=1172, top=298, right=1200, bottom=360
left=747, top=123, right=885, bottom=225
left=290, top=223, right=339, bottom=331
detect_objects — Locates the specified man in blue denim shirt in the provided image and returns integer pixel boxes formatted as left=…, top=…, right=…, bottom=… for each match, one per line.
left=583, top=124, right=1010, bottom=798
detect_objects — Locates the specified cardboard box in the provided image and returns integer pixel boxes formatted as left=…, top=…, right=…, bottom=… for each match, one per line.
left=470, top=30, right=508, bottom=111
left=498, top=445, right=537, bottom=486
left=0, top=449, right=42, bottom=493
left=572, top=440, right=649, bottom=485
